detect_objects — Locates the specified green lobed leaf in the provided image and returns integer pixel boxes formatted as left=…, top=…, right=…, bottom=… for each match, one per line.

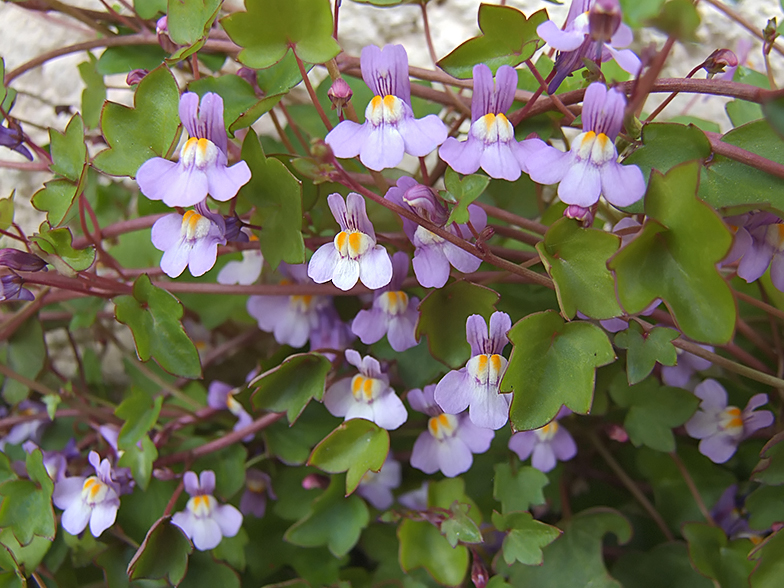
left=133, top=0, right=166, bottom=19
left=192, top=444, right=248, bottom=501
left=647, top=0, right=701, bottom=41
left=444, top=168, right=490, bottom=225
left=284, top=474, right=370, bottom=557
left=763, top=93, right=784, bottom=140
left=608, top=374, right=699, bottom=453
left=212, top=527, right=248, bottom=572
left=264, top=402, right=336, bottom=466
left=29, top=225, right=95, bottom=276
left=93, top=65, right=180, bottom=178
left=0, top=449, right=55, bottom=545
left=438, top=4, right=547, bottom=79
left=221, top=0, right=341, bottom=69
left=417, top=280, right=500, bottom=368
left=0, top=192, right=13, bottom=230
left=608, top=162, right=736, bottom=344
left=0, top=529, right=51, bottom=579
left=127, top=516, right=192, bottom=585
left=611, top=542, right=714, bottom=588
left=614, top=322, right=678, bottom=384
left=504, top=310, right=616, bottom=431
left=493, top=462, right=548, bottom=514
left=492, top=510, right=561, bottom=566
left=683, top=523, right=755, bottom=588
left=113, top=274, right=202, bottom=379
left=48, top=113, right=86, bottom=182
left=749, top=529, right=784, bottom=588
left=746, top=484, right=784, bottom=530
left=753, top=431, right=784, bottom=485
left=166, top=0, right=221, bottom=46
left=179, top=551, right=240, bottom=588
left=117, top=436, right=158, bottom=491
left=250, top=352, right=330, bottom=423
left=114, top=387, right=163, bottom=449
left=441, top=502, right=483, bottom=548
left=536, top=217, right=622, bottom=320
left=31, top=180, right=79, bottom=229
left=96, top=45, right=167, bottom=75
left=239, top=130, right=305, bottom=269
left=1, top=318, right=45, bottom=405
left=78, top=53, right=106, bottom=130
left=308, top=419, right=389, bottom=495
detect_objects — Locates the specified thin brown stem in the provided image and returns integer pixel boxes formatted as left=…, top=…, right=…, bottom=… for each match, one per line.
left=292, top=48, right=332, bottom=131
left=525, top=59, right=575, bottom=122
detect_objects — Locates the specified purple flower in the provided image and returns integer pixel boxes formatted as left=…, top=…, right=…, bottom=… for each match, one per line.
left=351, top=252, right=419, bottom=352
left=711, top=484, right=751, bottom=538
left=207, top=381, right=254, bottom=442
left=409, top=385, right=494, bottom=477
left=0, top=123, right=33, bottom=160
left=239, top=469, right=276, bottom=518
left=398, top=482, right=429, bottom=510
left=308, top=303, right=356, bottom=357
left=23, top=439, right=78, bottom=482
left=1, top=273, right=34, bottom=302
left=525, top=83, right=646, bottom=209
left=52, top=451, right=121, bottom=537
left=136, top=92, right=251, bottom=207
left=724, top=212, right=784, bottom=291
left=385, top=177, right=487, bottom=288
left=440, top=64, right=540, bottom=181
left=325, top=44, right=447, bottom=171
left=357, top=457, right=401, bottom=509
left=508, top=408, right=577, bottom=472
left=538, top=0, right=641, bottom=93
left=151, top=201, right=227, bottom=278
left=308, top=192, right=393, bottom=291
left=323, top=349, right=408, bottom=430
left=661, top=344, right=713, bottom=388
left=0, top=249, right=47, bottom=272
left=434, top=312, right=512, bottom=430
left=327, top=78, right=353, bottom=119
left=171, top=470, right=243, bottom=551
left=0, top=401, right=47, bottom=449
left=685, top=379, right=774, bottom=464
left=217, top=236, right=263, bottom=285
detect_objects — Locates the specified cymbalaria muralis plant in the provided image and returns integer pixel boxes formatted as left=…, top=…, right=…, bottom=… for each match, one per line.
left=2, top=0, right=784, bottom=586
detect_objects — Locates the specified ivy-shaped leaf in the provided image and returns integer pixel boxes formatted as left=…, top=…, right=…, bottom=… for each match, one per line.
left=308, top=419, right=389, bottom=495
left=117, top=436, right=158, bottom=491
left=167, top=0, right=221, bottom=46
left=114, top=387, right=163, bottom=449
left=753, top=431, right=784, bottom=486
left=93, top=65, right=180, bottom=178
left=493, top=462, right=548, bottom=514
left=438, top=4, right=547, bottom=78
left=608, top=162, right=735, bottom=344
left=0, top=450, right=55, bottom=545
left=441, top=502, right=483, bottom=548
left=78, top=53, right=106, bottom=130
left=683, top=523, right=755, bottom=588
left=537, top=217, right=622, bottom=320
left=0, top=191, right=13, bottom=231
left=614, top=322, right=678, bottom=384
left=749, top=528, right=784, bottom=588
left=221, top=0, right=341, bottom=69
left=746, top=485, right=784, bottom=531
left=127, top=516, right=192, bottom=585
left=114, top=274, right=202, bottom=379
left=503, top=310, right=616, bottom=431
left=611, top=542, right=714, bottom=588
left=444, top=167, right=490, bottom=225
left=492, top=510, right=561, bottom=566
left=29, top=225, right=95, bottom=276
left=250, top=353, right=330, bottom=423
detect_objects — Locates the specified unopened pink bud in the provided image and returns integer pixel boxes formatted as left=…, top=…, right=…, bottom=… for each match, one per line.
left=156, top=16, right=179, bottom=54
left=703, top=49, right=739, bottom=76
left=607, top=424, right=629, bottom=443
left=302, top=473, right=330, bottom=490
left=126, top=69, right=148, bottom=86
left=327, top=78, right=353, bottom=116
left=471, top=553, right=489, bottom=588
left=564, top=204, right=594, bottom=226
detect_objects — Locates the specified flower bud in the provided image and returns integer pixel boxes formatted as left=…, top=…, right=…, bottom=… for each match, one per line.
left=327, top=78, right=353, bottom=117
left=470, top=553, right=489, bottom=588
left=1, top=273, right=34, bottom=302
left=564, top=204, right=594, bottom=226
left=311, top=137, right=334, bottom=165
left=589, top=0, right=622, bottom=44
left=125, top=69, right=148, bottom=86
left=156, top=16, right=179, bottom=54
left=0, top=249, right=47, bottom=272
left=403, top=184, right=449, bottom=226
left=301, top=473, right=330, bottom=490
left=702, top=49, right=739, bottom=77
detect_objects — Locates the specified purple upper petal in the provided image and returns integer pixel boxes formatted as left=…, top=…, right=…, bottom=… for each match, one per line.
left=583, top=83, right=625, bottom=140
left=183, top=471, right=200, bottom=496
left=345, top=192, right=376, bottom=239
left=199, top=470, right=216, bottom=495
left=361, top=44, right=411, bottom=105
left=466, top=314, right=489, bottom=357
left=487, top=311, right=512, bottom=355
left=694, top=379, right=728, bottom=411
left=408, top=385, right=441, bottom=416
left=471, top=64, right=517, bottom=121
left=537, top=19, right=586, bottom=52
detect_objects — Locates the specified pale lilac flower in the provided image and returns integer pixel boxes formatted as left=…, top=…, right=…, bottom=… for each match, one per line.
left=409, top=385, right=494, bottom=478
left=0, top=249, right=47, bottom=272
left=239, top=469, right=276, bottom=518
left=508, top=408, right=577, bottom=472
left=711, top=484, right=750, bottom=538
left=398, top=482, right=429, bottom=510
left=351, top=252, right=419, bottom=352
left=357, top=457, right=401, bottom=509
left=52, top=451, right=121, bottom=537
left=661, top=344, right=713, bottom=388
left=308, top=192, right=393, bottom=291
left=0, top=401, right=48, bottom=450
left=723, top=212, right=784, bottom=291
left=308, top=304, right=356, bottom=356
left=151, top=200, right=227, bottom=278
left=434, top=312, right=512, bottom=430
left=685, top=379, right=774, bottom=464
left=22, top=439, right=78, bottom=482
left=323, top=349, right=407, bottom=430
left=0, top=273, right=34, bottom=302
left=525, top=83, right=646, bottom=209
left=207, top=381, right=254, bottom=442
left=325, top=44, right=447, bottom=171
left=385, top=177, right=487, bottom=288
left=538, top=0, right=641, bottom=93
left=171, top=470, right=243, bottom=551
left=136, top=92, right=251, bottom=207
left=217, top=235, right=263, bottom=285
left=439, top=64, right=540, bottom=181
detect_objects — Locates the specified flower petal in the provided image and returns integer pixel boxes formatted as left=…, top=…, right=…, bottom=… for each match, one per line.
left=479, top=140, right=522, bottom=181
left=413, top=244, right=451, bottom=288
left=213, top=503, right=243, bottom=538
left=557, top=159, right=602, bottom=207
left=206, top=161, right=252, bottom=202
left=371, top=392, right=408, bottom=430
left=434, top=369, right=472, bottom=415
left=325, top=120, right=370, bottom=159
left=537, top=19, right=586, bottom=51
left=352, top=308, right=388, bottom=345
left=359, top=126, right=405, bottom=171
left=399, top=114, right=448, bottom=157
left=600, top=161, right=646, bottom=208
left=89, top=501, right=118, bottom=537
left=62, top=501, right=92, bottom=536
left=439, top=136, right=483, bottom=175
left=359, top=246, right=393, bottom=290
left=323, top=379, right=355, bottom=418
left=308, top=244, right=341, bottom=284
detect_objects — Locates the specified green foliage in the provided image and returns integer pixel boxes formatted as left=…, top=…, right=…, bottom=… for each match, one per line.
left=117, top=437, right=158, bottom=491
left=647, top=0, right=700, bottom=41
left=308, top=419, right=389, bottom=495
left=0, top=530, right=51, bottom=581
left=114, top=274, right=202, bottom=379
left=537, top=217, right=622, bottom=320
left=609, top=375, right=699, bottom=452
left=444, top=168, right=490, bottom=225
left=127, top=516, right=192, bottom=585
left=504, top=310, right=616, bottom=430
left=0, top=192, right=13, bottom=230
left=1, top=318, right=45, bottom=405
left=239, top=130, right=305, bottom=269
left=78, top=54, right=106, bottom=130
left=763, top=94, right=784, bottom=139
left=264, top=403, right=337, bottom=465
left=746, top=484, right=784, bottom=530
left=683, top=523, right=755, bottom=588
left=221, top=0, right=341, bottom=68
left=115, top=387, right=163, bottom=449
left=611, top=542, right=713, bottom=588
left=417, top=280, right=499, bottom=368
left=133, top=0, right=166, bottom=19
left=189, top=74, right=283, bottom=134
left=614, top=322, right=678, bottom=384
left=0, top=450, right=55, bottom=545
left=609, top=162, right=735, bottom=344
left=441, top=502, right=483, bottom=548
left=166, top=0, right=221, bottom=46
left=492, top=510, right=561, bottom=566
left=753, top=432, right=784, bottom=485
left=250, top=353, right=330, bottom=423
left=438, top=4, right=547, bottom=78
left=29, top=225, right=95, bottom=276
left=93, top=65, right=180, bottom=177
left=493, top=463, right=548, bottom=514
left=749, top=529, right=784, bottom=588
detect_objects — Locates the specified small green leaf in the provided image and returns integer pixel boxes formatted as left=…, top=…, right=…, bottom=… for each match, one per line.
left=127, top=516, right=192, bottom=585
left=647, top=0, right=701, bottom=41
left=444, top=168, right=490, bottom=225
left=492, top=510, right=561, bottom=566
left=753, top=431, right=784, bottom=485
left=441, top=502, right=483, bottom=548
left=493, top=462, right=548, bottom=514
left=113, top=274, right=202, bottom=379
left=250, top=353, right=330, bottom=423
left=117, top=436, right=158, bottom=491
left=221, top=0, right=341, bottom=69
left=438, top=4, right=547, bottom=79
left=614, top=322, right=679, bottom=384
left=264, top=403, right=336, bottom=466
left=167, top=0, right=221, bottom=46
left=749, top=528, right=784, bottom=588
left=133, top=0, right=166, bottom=19
left=284, top=474, right=370, bottom=557
left=609, top=375, right=699, bottom=453
left=0, top=191, right=13, bottom=230
left=608, top=162, right=736, bottom=344
left=42, top=394, right=60, bottom=421
left=49, top=114, right=86, bottom=182
left=193, top=444, right=248, bottom=500
left=239, top=130, right=305, bottom=269
left=537, top=217, right=622, bottom=319
left=1, top=318, right=45, bottom=405
left=78, top=54, right=106, bottom=130
left=115, top=387, right=163, bottom=449
left=417, top=280, right=500, bottom=368
left=746, top=485, right=784, bottom=531
left=31, top=180, right=79, bottom=229
left=504, top=310, right=616, bottom=431
left=0, top=450, right=55, bottom=545
left=308, top=419, right=389, bottom=495
left=763, top=94, right=784, bottom=140
left=683, top=523, right=755, bottom=588
left=0, top=530, right=51, bottom=579
left=93, top=65, right=180, bottom=178
left=180, top=551, right=240, bottom=588
left=96, top=44, right=167, bottom=75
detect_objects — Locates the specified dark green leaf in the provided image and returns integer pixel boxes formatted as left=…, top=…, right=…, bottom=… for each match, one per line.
left=614, top=322, right=678, bottom=384
left=212, top=527, right=248, bottom=572
left=492, top=510, right=561, bottom=566
left=49, top=113, right=86, bottom=182
left=683, top=523, right=755, bottom=588
left=1, top=318, right=45, bottom=405
left=250, top=353, right=330, bottom=423
left=133, top=0, right=166, bottom=19
left=308, top=419, right=389, bottom=495
left=493, top=462, right=548, bottom=514
left=264, top=403, right=336, bottom=465
left=763, top=94, right=784, bottom=139
left=0, top=530, right=51, bottom=579
left=96, top=45, right=167, bottom=75
left=749, top=529, right=784, bottom=588
left=29, top=226, right=95, bottom=276
left=754, top=432, right=784, bottom=485
left=611, top=542, right=714, bottom=588
left=127, top=516, right=192, bottom=585
left=647, top=0, right=700, bottom=41
left=78, top=54, right=106, bottom=130
left=504, top=310, right=616, bottom=431
left=115, top=387, right=163, bottom=449
left=117, top=436, right=158, bottom=491
left=31, top=180, right=79, bottom=229
left=179, top=551, right=240, bottom=588
left=192, top=444, right=248, bottom=500
left=441, top=502, right=483, bottom=548
left=444, top=168, right=490, bottom=225
left=0, top=450, right=55, bottom=545
left=167, top=0, right=221, bottom=46
left=746, top=485, right=784, bottom=530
